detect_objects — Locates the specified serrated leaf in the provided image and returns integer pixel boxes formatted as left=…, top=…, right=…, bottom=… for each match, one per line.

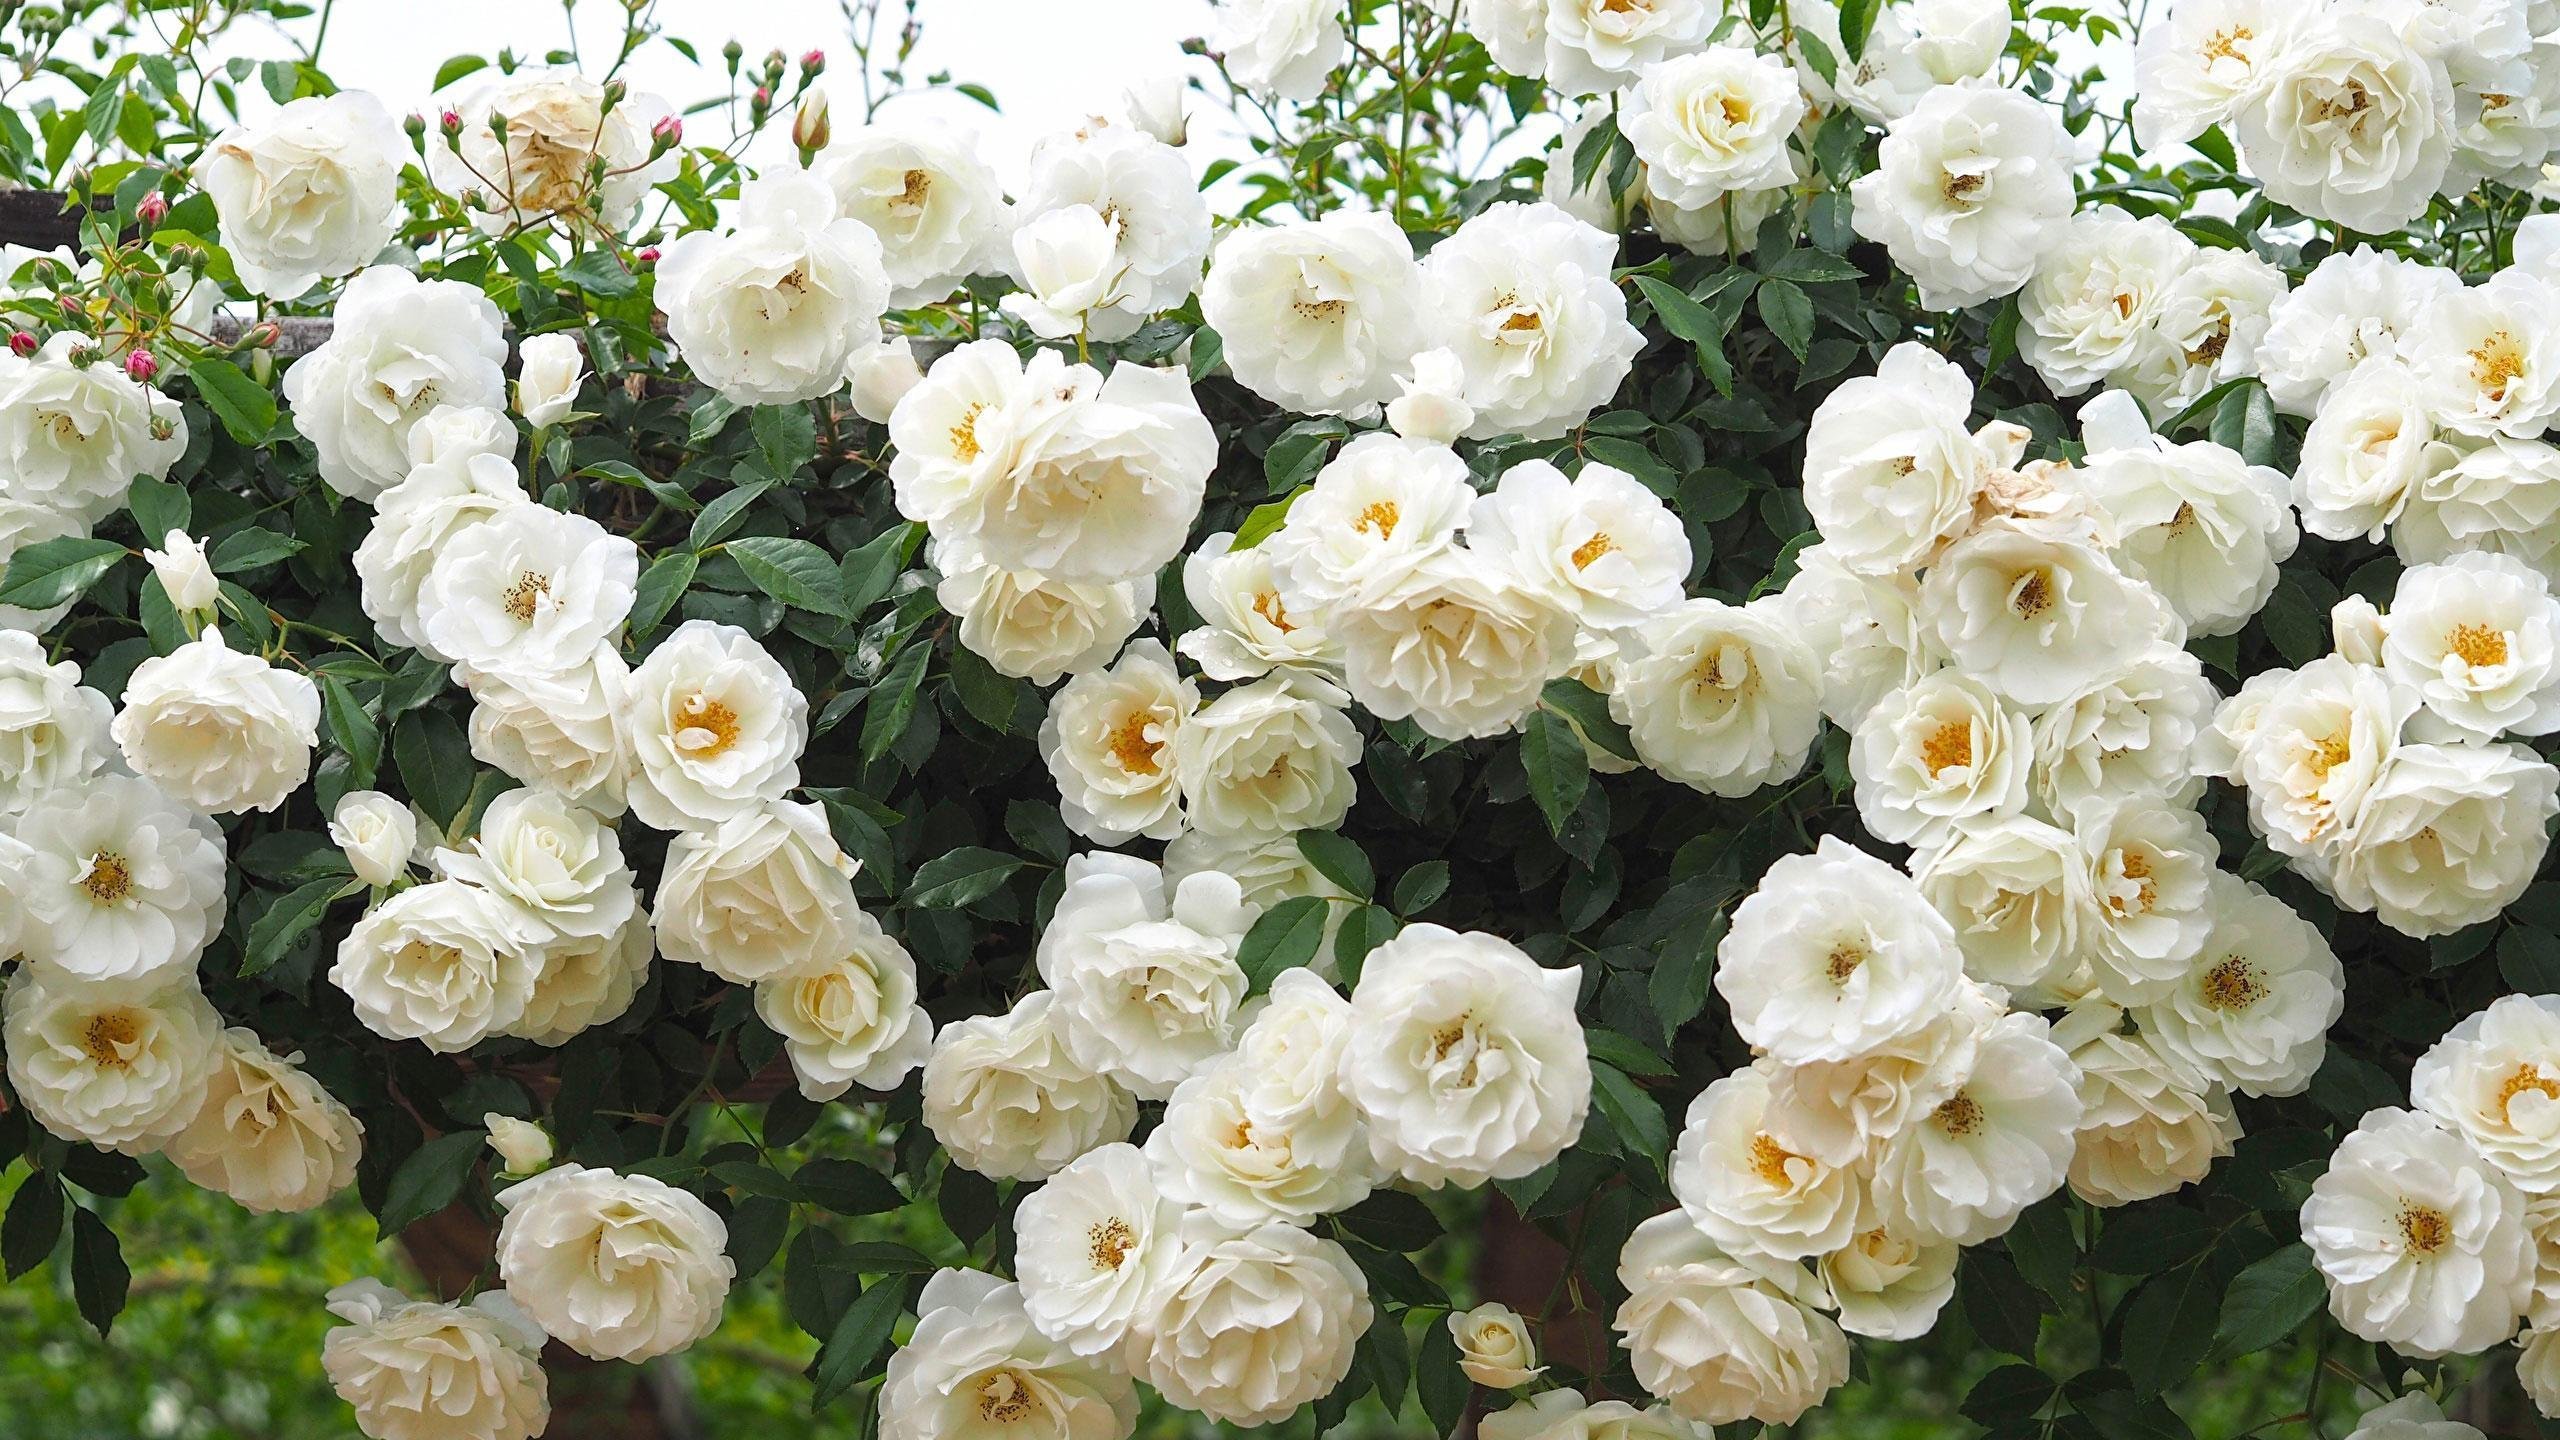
left=811, top=1278, right=908, bottom=1408
left=1238, top=895, right=1328, bottom=991
left=2210, top=1244, right=2322, bottom=1361
left=906, top=847, right=1023, bottom=909
left=1590, top=1061, right=1668, bottom=1167
left=728, top=535, right=850, bottom=617
left=393, top=708, right=474, bottom=828
left=1393, top=860, right=1451, bottom=915
left=1756, top=278, right=1815, bottom=361
left=1296, top=830, right=1373, bottom=898
left=187, top=356, right=279, bottom=443
left=1418, top=1317, right=1470, bottom=1436
left=1540, top=677, right=1638, bottom=762
left=127, top=477, right=188, bottom=540
left=241, top=876, right=351, bottom=977
left=376, top=1130, right=487, bottom=1238
left=2, top=1174, right=63, bottom=1280
left=69, top=1207, right=128, bottom=1337
left=630, top=549, right=697, bottom=637
left=558, top=248, right=637, bottom=297
left=1520, top=706, right=1591, bottom=836
left=211, top=526, right=304, bottom=572
left=0, top=536, right=124, bottom=609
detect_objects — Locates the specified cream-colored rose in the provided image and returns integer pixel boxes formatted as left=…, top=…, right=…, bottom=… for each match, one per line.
left=512, top=332, right=585, bottom=428
left=933, top=538, right=1153, bottom=688
left=426, top=67, right=675, bottom=234
left=494, top=1164, right=733, bottom=1362
left=463, top=650, right=631, bottom=818
left=654, top=798, right=861, bottom=983
left=329, top=879, right=547, bottom=1053
left=1613, top=1212, right=1848, bottom=1426
left=754, top=908, right=935, bottom=1101
left=321, top=1280, right=550, bottom=1440
left=330, top=792, right=416, bottom=889
left=280, top=267, right=508, bottom=500
left=484, top=1114, right=554, bottom=1176
left=622, top=620, right=808, bottom=832
left=1451, top=1302, right=1545, bottom=1388
left=112, top=627, right=321, bottom=815
left=435, top=785, right=639, bottom=942
left=1038, top=639, right=1195, bottom=844
left=202, top=91, right=407, bottom=298
left=144, top=529, right=218, bottom=613
left=1130, top=1219, right=1374, bottom=1427
left=2, top=966, right=220, bottom=1153
left=922, top=992, right=1138, bottom=1182
left=165, top=1027, right=363, bottom=1214
left=1171, top=674, right=1359, bottom=839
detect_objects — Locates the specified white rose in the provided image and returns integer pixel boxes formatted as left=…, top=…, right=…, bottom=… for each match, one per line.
left=1039, top=639, right=1195, bottom=844
left=426, top=68, right=675, bottom=234
left=1869, top=1010, right=2084, bottom=1244
left=1911, top=813, right=2091, bottom=996
left=111, top=627, right=320, bottom=816
left=1387, top=346, right=1481, bottom=445
left=3, top=772, right=226, bottom=982
left=2295, top=358, right=2440, bottom=542
left=622, top=620, right=808, bottom=832
left=2137, top=872, right=2343, bottom=1099
left=1850, top=85, right=2074, bottom=311
left=1013, top=1142, right=1186, bottom=1356
left=1543, top=0, right=1719, bottom=95
left=2397, top=435, right=2560, bottom=584
left=1338, top=923, right=1591, bottom=1186
left=2327, top=740, right=2559, bottom=937
left=2055, top=1001, right=2240, bottom=1207
left=2073, top=797, right=2218, bottom=1005
left=1001, top=204, right=1129, bottom=340
left=755, top=908, right=934, bottom=1101
left=2304, top=1107, right=2534, bottom=1360
left=1470, top=460, right=1692, bottom=628
left=203, top=91, right=406, bottom=299
left=1612, top=597, right=1825, bottom=798
left=1215, top=0, right=1349, bottom=98
left=328, top=792, right=416, bottom=888
left=1819, top=1224, right=1961, bottom=1341
left=2408, top=269, right=2560, bottom=439
left=2133, top=0, right=2305, bottom=146
left=2525, top=1330, right=2560, bottom=1422
left=1163, top=829, right=1359, bottom=969
left=1013, top=129, right=1210, bottom=330
left=934, top=538, right=1153, bottom=688
left=1199, top=211, right=1423, bottom=417
left=1263, top=432, right=1476, bottom=611
left=1916, top=519, right=2184, bottom=707
left=495, top=1163, right=732, bottom=1362
left=653, top=798, right=862, bottom=983
left=889, top=343, right=1213, bottom=585
left=1481, top=1388, right=1714, bottom=1440
left=321, top=1281, right=549, bottom=1440
left=165, top=1027, right=363, bottom=1214
left=2030, top=643, right=2216, bottom=814
left=818, top=119, right=1009, bottom=306
left=1850, top=670, right=2033, bottom=845
left=1176, top=530, right=1337, bottom=683
left=1121, top=74, right=1190, bottom=147
left=144, top=529, right=218, bottom=613
left=1717, top=836, right=1967, bottom=1065
left=1422, top=203, right=1643, bottom=441
left=1334, top=552, right=1578, bottom=741
left=2261, top=249, right=2461, bottom=417
left=656, top=169, right=890, bottom=405
left=2, top=966, right=220, bottom=1152
left=2381, top=553, right=2560, bottom=739
left=506, top=904, right=652, bottom=1045
left=329, top=879, right=547, bottom=1053
left=880, top=1269, right=1137, bottom=1440
left=2219, top=656, right=2418, bottom=859
left=2074, top=392, right=2300, bottom=635
left=281, top=267, right=508, bottom=500
left=464, top=650, right=632, bottom=817
left=2413, top=995, right=2560, bottom=1192
left=512, top=332, right=584, bottom=428
left=1613, top=1212, right=1849, bottom=1426
left=419, top=503, right=637, bottom=683
left=849, top=337, right=927, bottom=425
left=1451, top=1303, right=1546, bottom=1388
left=1036, top=853, right=1251, bottom=1100
left=484, top=1114, right=554, bottom=1176
left=435, top=786, right=639, bottom=943
left=1147, top=1045, right=1376, bottom=1226
left=922, top=992, right=1138, bottom=1181
left=2113, top=245, right=2287, bottom=412
left=1172, top=674, right=1360, bottom=839
left=1800, top=342, right=1996, bottom=575
left=1671, top=1066, right=1868, bottom=1260
left=2018, top=209, right=2195, bottom=397
left=2342, top=1393, right=2491, bottom=1440
left=0, top=629, right=113, bottom=815
left=0, top=332, right=185, bottom=523
left=1624, top=47, right=1806, bottom=210
left=357, top=449, right=531, bottom=656
left=1758, top=981, right=1998, bottom=1167
left=2235, top=14, right=2454, bottom=233
left=1129, top=1218, right=1373, bottom=1427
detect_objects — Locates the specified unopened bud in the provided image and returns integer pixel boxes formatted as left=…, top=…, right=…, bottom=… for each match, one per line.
left=651, top=114, right=683, bottom=150
left=722, top=39, right=744, bottom=67
left=135, top=192, right=167, bottom=228
left=601, top=79, right=627, bottom=112
left=243, top=320, right=282, bottom=350
left=751, top=86, right=772, bottom=116
left=6, top=332, right=33, bottom=358
left=486, top=109, right=509, bottom=140
left=800, top=49, right=825, bottom=75
left=440, top=108, right=464, bottom=138
left=634, top=245, right=661, bottom=266
left=403, top=111, right=427, bottom=140
left=792, top=93, right=831, bottom=155
left=56, top=294, right=81, bottom=321
left=124, top=348, right=158, bottom=383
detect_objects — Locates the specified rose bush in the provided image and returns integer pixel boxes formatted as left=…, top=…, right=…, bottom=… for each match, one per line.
left=4, top=0, right=2560, bottom=1436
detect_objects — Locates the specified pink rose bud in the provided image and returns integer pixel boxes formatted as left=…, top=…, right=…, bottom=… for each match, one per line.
left=652, top=114, right=683, bottom=145
left=635, top=246, right=661, bottom=266
left=7, top=332, right=34, bottom=358
left=439, top=109, right=463, bottom=135
left=245, top=321, right=281, bottom=349
left=800, top=49, right=825, bottom=73
left=752, top=86, right=772, bottom=109
left=57, top=295, right=82, bottom=320
left=125, top=348, right=158, bottom=383
left=136, top=193, right=167, bottom=227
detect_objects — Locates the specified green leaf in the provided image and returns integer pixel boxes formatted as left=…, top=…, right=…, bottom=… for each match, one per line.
left=1417, top=1316, right=1470, bottom=1436
left=376, top=1130, right=487, bottom=1238
left=728, top=535, right=851, bottom=617
left=1392, top=860, right=1451, bottom=915
left=1263, top=419, right=1344, bottom=494
left=906, top=847, right=1024, bottom=909
left=558, top=248, right=637, bottom=297
left=1963, top=1365, right=2058, bottom=1427
left=2499, top=924, right=2560, bottom=992
left=69, top=1208, right=128, bottom=1337
left=1238, top=895, right=1329, bottom=991
left=689, top=481, right=774, bottom=551
left=393, top=708, right=475, bottom=828
left=1333, top=903, right=1400, bottom=983
left=0, top=536, right=124, bottom=609
left=810, top=1279, right=908, bottom=1408
left=1230, top=490, right=1304, bottom=550
left=1540, top=677, right=1638, bottom=762
left=320, top=677, right=381, bottom=786
left=126, top=477, right=189, bottom=540
left=860, top=638, right=933, bottom=762
left=187, top=356, right=279, bottom=444
left=751, top=403, right=818, bottom=476
left=241, top=877, right=352, bottom=977
left=1839, top=0, right=1885, bottom=59
left=1647, top=912, right=1721, bottom=1044
left=433, top=53, right=490, bottom=88
left=1520, top=707, right=1591, bottom=837
left=2210, top=1244, right=2323, bottom=1361
left=1961, top=1252, right=2048, bottom=1357
left=630, top=549, right=698, bottom=638
left=2005, top=1194, right=2079, bottom=1307
left=1590, top=1062, right=1668, bottom=1167
left=2, top=1174, right=63, bottom=1280
left=209, top=526, right=304, bottom=572
left=1296, top=830, right=1374, bottom=898
left=841, top=521, right=921, bottom=615
left=1585, top=1026, right=1672, bottom=1077
left=795, top=1159, right=908, bottom=1215
left=2121, top=1256, right=2233, bottom=1397
left=1755, top=278, right=1815, bottom=361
